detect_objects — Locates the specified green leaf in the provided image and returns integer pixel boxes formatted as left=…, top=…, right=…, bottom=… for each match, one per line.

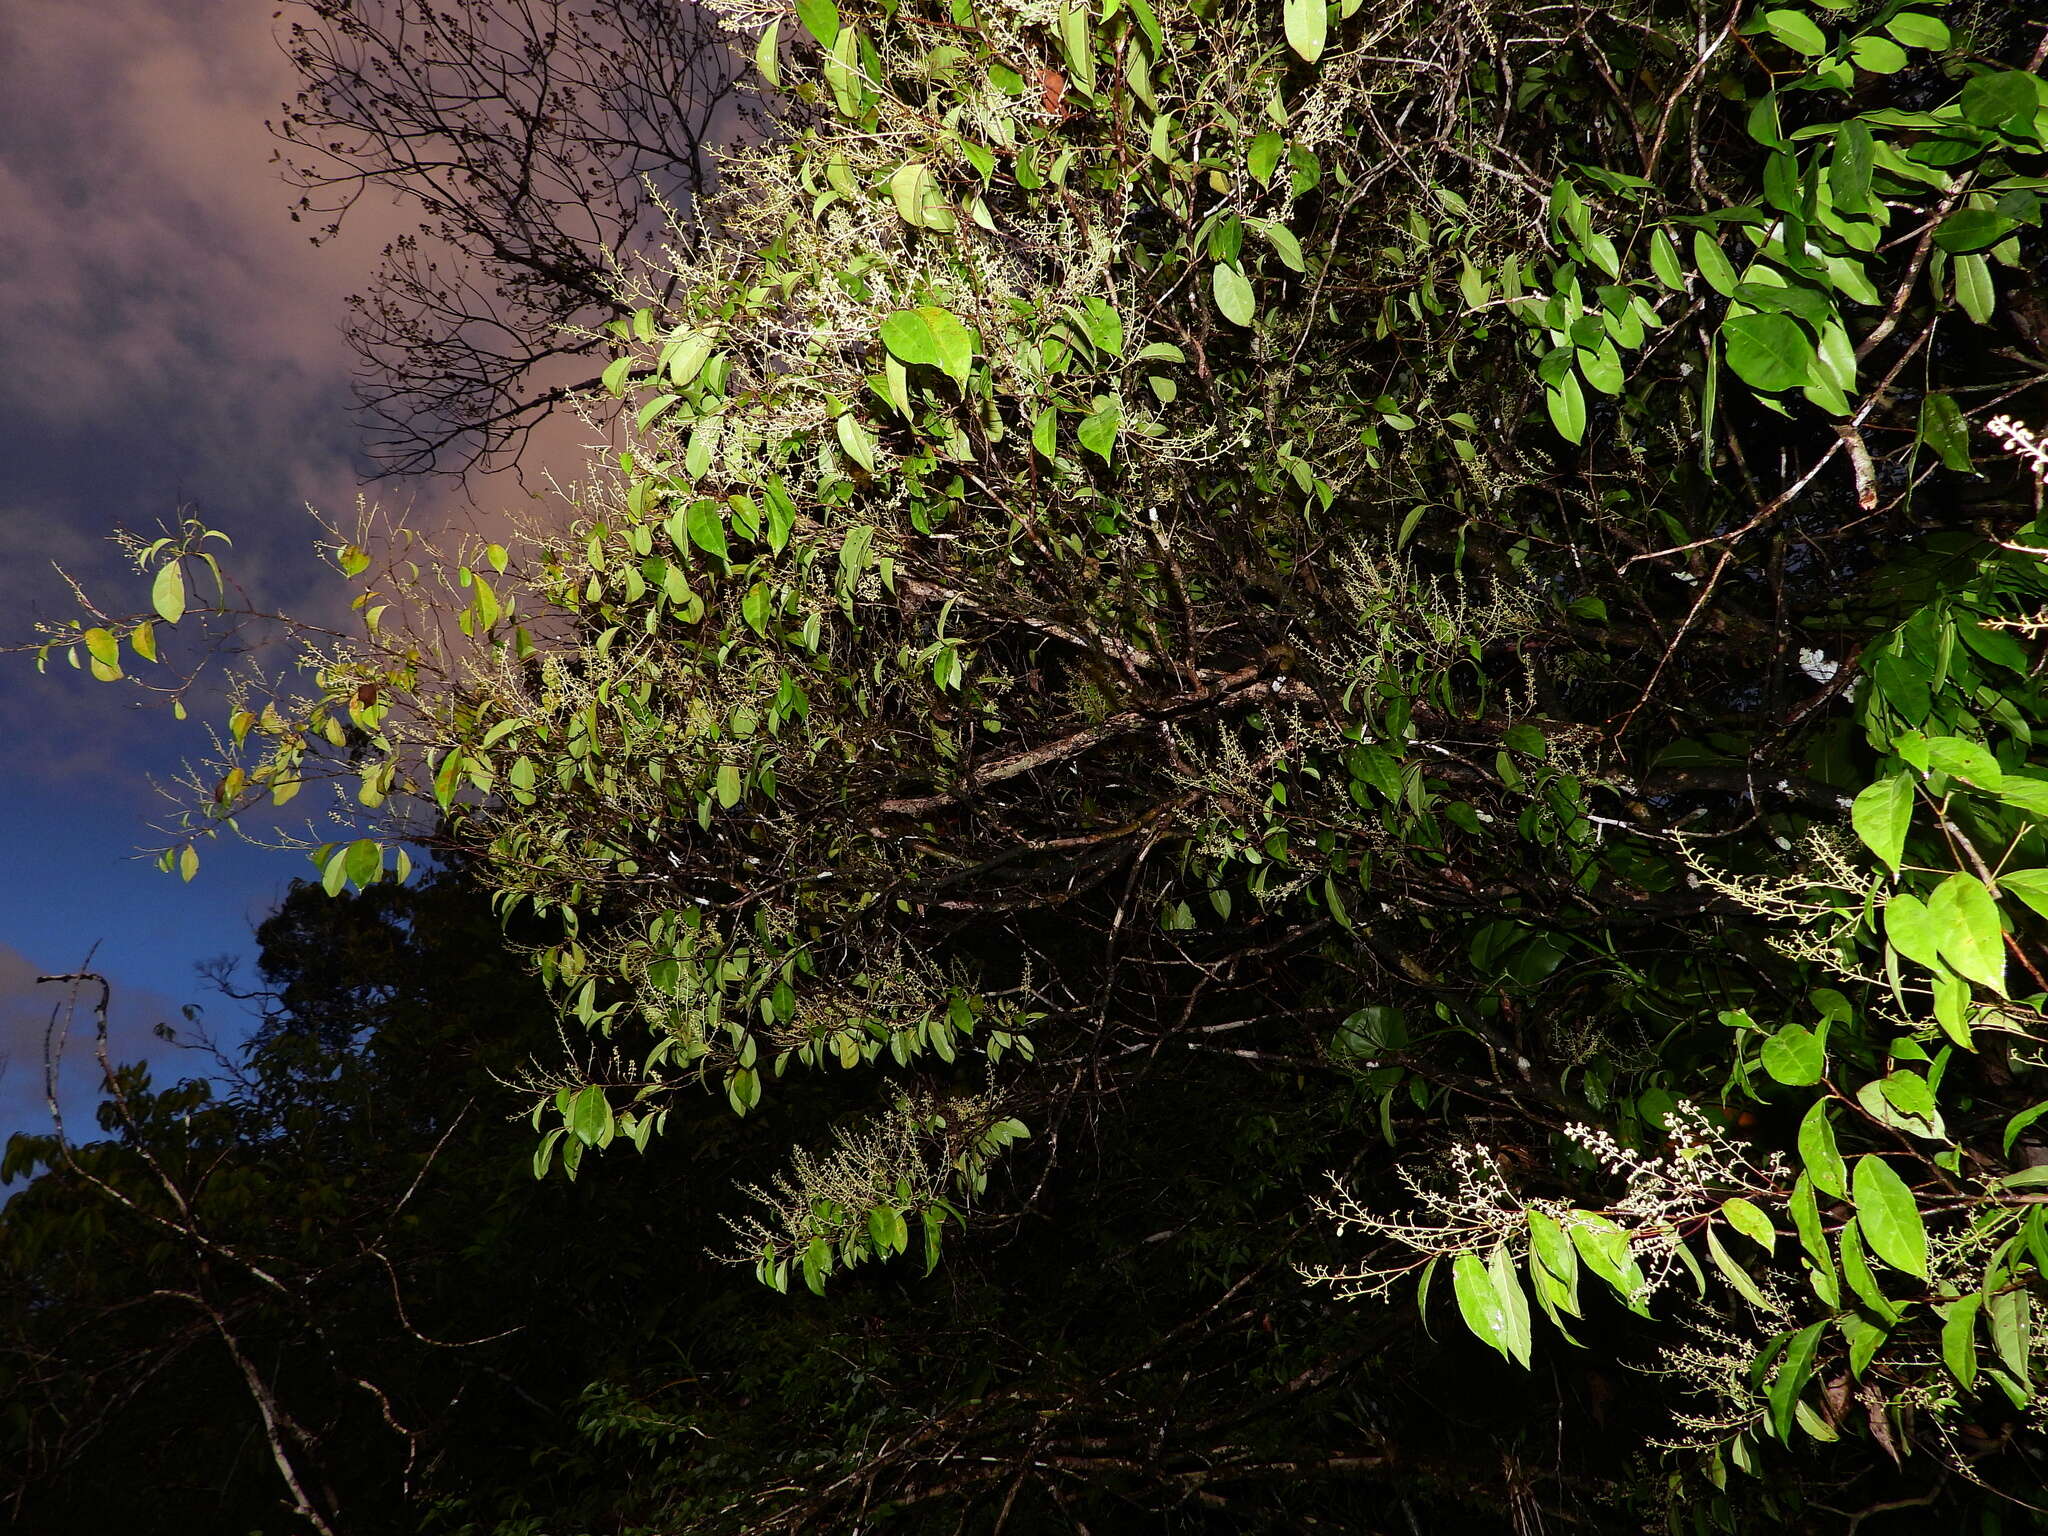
left=151, top=561, right=188, bottom=625
left=1962, top=72, right=2039, bottom=133
left=1257, top=220, right=1307, bottom=274
left=1079, top=295, right=1124, bottom=356
left=1546, top=371, right=1587, bottom=445
left=889, top=161, right=936, bottom=228
left=1886, top=12, right=1949, bottom=49
left=665, top=329, right=715, bottom=388
left=1212, top=263, right=1255, bottom=326
left=601, top=355, right=634, bottom=397
left=1722, top=312, right=1816, bottom=393
left=1722, top=1197, right=1777, bottom=1254
left=867, top=1205, right=908, bottom=1255
left=879, top=310, right=939, bottom=368
left=1762, top=1023, right=1825, bottom=1087
left=567, top=1085, right=613, bottom=1147
left=320, top=846, right=349, bottom=898
left=2003, top=1098, right=2048, bottom=1155
left=1832, top=1316, right=1884, bottom=1387
left=1943, top=1294, right=1982, bottom=1387
left=717, top=763, right=743, bottom=809
left=1283, top=0, right=1327, bottom=63
left=1828, top=120, right=1875, bottom=213
left=1857, top=1077, right=1946, bottom=1140
left=1031, top=405, right=1058, bottom=459
left=742, top=583, right=773, bottom=637
left=344, top=838, right=381, bottom=889
left=1852, top=1154, right=1927, bottom=1279
left=1487, top=1242, right=1533, bottom=1367
left=686, top=499, right=730, bottom=562
left=825, top=24, right=861, bottom=116
left=1761, top=8, right=1826, bottom=55
left=1452, top=1251, right=1515, bottom=1362
left=1883, top=892, right=1945, bottom=973
left=1851, top=771, right=1914, bottom=871
left=835, top=412, right=878, bottom=474
left=1693, top=231, right=1739, bottom=297
left=1988, top=1286, right=2032, bottom=1377
left=1707, top=1225, right=1773, bottom=1308
left=1649, top=228, right=1685, bottom=291
left=1247, top=131, right=1283, bottom=187
left=1526, top=1209, right=1581, bottom=1318
left=1799, top=1101, right=1849, bottom=1199
left=1937, top=209, right=2020, bottom=254
left=1927, top=872, right=2006, bottom=994
left=753, top=17, right=781, bottom=86
left=1848, top=34, right=1908, bottom=73
left=1925, top=735, right=2002, bottom=789
left=1768, top=1321, right=1827, bottom=1443
left=1918, top=393, right=1974, bottom=472
left=1839, top=1217, right=1902, bottom=1323
left=918, top=306, right=976, bottom=383
left=1076, top=399, right=1121, bottom=463
left=1953, top=252, right=1995, bottom=325
left=1790, top=1175, right=1842, bottom=1307
left=794, top=0, right=839, bottom=46
left=1569, top=1213, right=1650, bottom=1314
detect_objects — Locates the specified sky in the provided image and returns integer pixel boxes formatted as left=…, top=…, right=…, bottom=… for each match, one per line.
left=0, top=0, right=479, bottom=1141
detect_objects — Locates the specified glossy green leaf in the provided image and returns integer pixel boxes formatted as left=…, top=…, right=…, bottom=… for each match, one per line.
left=1649, top=228, right=1685, bottom=290
left=1722, top=312, right=1815, bottom=393
left=1284, top=0, right=1327, bottom=63
left=1961, top=72, right=2039, bottom=132
left=1546, top=371, right=1587, bottom=444
left=1852, top=1154, right=1927, bottom=1278
left=1988, top=1286, right=2032, bottom=1377
left=1761, top=9, right=1826, bottom=55
left=567, top=1084, right=613, bottom=1147
left=919, top=307, right=976, bottom=383
left=1885, top=12, right=1949, bottom=49
left=1721, top=1197, right=1777, bottom=1254
left=879, top=309, right=939, bottom=368
left=1707, top=1225, right=1773, bottom=1309
left=1693, top=231, right=1739, bottom=297
left=1453, top=1251, right=1516, bottom=1363
left=1850, top=771, right=1913, bottom=871
left=1848, top=34, right=1907, bottom=73
left=1953, top=252, right=1995, bottom=325
left=1838, top=1217, right=1902, bottom=1324
left=1798, top=1101, right=1849, bottom=1199
left=1768, top=1321, right=1826, bottom=1442
left=1926, top=872, right=2006, bottom=994
left=1762, top=1023, right=1825, bottom=1086
left=794, top=0, right=838, bottom=46
left=1943, top=1294, right=1982, bottom=1387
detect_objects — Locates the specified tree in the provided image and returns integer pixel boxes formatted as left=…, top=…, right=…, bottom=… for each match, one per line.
left=34, top=0, right=2048, bottom=1527
left=271, top=0, right=755, bottom=478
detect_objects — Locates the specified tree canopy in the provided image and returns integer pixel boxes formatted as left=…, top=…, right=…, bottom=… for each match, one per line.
left=17, top=0, right=2048, bottom=1529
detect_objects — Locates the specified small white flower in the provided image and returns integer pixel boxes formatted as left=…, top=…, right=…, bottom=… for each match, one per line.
left=1797, top=647, right=1839, bottom=684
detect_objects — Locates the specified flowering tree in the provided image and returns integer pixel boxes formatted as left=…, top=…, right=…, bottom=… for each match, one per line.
left=32, top=0, right=2048, bottom=1525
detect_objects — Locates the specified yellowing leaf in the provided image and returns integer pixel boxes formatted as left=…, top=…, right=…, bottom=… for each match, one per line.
left=152, top=560, right=188, bottom=625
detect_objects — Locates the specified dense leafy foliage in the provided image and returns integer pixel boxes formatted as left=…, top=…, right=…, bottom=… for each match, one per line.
left=22, top=0, right=2048, bottom=1527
